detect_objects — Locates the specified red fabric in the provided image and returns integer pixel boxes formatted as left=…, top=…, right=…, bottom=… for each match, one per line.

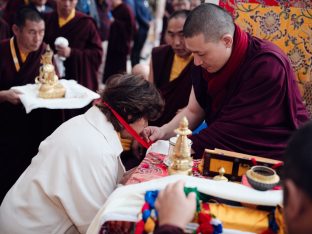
left=203, top=24, right=248, bottom=112
left=97, top=100, right=151, bottom=149
left=134, top=220, right=144, bottom=234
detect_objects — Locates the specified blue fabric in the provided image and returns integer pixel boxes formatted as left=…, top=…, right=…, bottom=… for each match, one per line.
left=76, top=0, right=90, bottom=14
left=192, top=121, right=208, bottom=135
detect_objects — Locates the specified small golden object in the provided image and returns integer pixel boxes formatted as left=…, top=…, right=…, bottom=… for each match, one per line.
left=168, top=117, right=193, bottom=175
left=213, top=167, right=228, bottom=181
left=35, top=45, right=66, bottom=99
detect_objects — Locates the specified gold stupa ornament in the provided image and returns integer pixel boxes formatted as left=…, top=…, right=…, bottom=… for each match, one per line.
left=168, top=117, right=194, bottom=175
left=35, top=45, right=66, bottom=99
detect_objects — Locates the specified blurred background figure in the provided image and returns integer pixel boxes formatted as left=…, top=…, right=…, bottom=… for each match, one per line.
left=172, top=0, right=190, bottom=11
left=130, top=0, right=153, bottom=67
left=29, top=0, right=55, bottom=13
left=102, top=0, right=136, bottom=83
left=0, top=16, right=9, bottom=40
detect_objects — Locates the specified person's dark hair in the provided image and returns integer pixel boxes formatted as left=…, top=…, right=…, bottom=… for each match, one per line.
left=97, top=74, right=164, bottom=132
left=183, top=3, right=234, bottom=42
left=168, top=9, right=190, bottom=22
left=14, top=7, right=43, bottom=28
left=283, top=121, right=312, bottom=200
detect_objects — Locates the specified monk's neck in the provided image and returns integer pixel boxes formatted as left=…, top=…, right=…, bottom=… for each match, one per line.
left=178, top=53, right=192, bottom=60
left=16, top=39, right=31, bottom=55
left=58, top=9, right=75, bottom=20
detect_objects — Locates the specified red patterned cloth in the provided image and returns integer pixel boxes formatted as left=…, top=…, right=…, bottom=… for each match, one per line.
left=125, top=152, right=203, bottom=185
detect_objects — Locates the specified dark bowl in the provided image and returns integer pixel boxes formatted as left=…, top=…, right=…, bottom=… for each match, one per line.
left=246, top=166, right=280, bottom=191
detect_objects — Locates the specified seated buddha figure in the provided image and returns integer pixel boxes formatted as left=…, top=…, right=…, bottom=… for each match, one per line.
left=35, top=45, right=66, bottom=99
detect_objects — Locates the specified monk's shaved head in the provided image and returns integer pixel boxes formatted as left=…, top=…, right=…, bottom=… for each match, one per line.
left=183, top=3, right=234, bottom=42
left=168, top=9, right=190, bottom=22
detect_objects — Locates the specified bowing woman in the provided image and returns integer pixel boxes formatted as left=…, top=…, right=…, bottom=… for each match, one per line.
left=0, top=74, right=164, bottom=234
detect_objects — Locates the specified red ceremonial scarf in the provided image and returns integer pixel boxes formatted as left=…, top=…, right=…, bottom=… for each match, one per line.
left=94, top=99, right=152, bottom=149
left=203, top=24, right=249, bottom=112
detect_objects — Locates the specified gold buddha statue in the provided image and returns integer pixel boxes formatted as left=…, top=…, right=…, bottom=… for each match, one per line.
left=35, top=45, right=66, bottom=99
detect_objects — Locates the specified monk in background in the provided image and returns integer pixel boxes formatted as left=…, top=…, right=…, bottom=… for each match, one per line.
left=144, top=3, right=309, bottom=160
left=149, top=10, right=193, bottom=127
left=2, top=0, right=56, bottom=28
left=43, top=0, right=103, bottom=92
left=0, top=7, right=63, bottom=202
left=102, top=0, right=136, bottom=83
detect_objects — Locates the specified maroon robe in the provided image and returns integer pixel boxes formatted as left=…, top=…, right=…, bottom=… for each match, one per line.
left=189, top=34, right=309, bottom=160
left=44, top=11, right=103, bottom=91
left=0, top=18, right=10, bottom=41
left=150, top=45, right=193, bottom=126
left=0, top=39, right=63, bottom=201
left=103, top=3, right=136, bottom=82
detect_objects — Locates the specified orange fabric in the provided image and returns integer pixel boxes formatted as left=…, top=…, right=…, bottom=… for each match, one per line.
left=209, top=203, right=269, bottom=233
left=235, top=3, right=312, bottom=84
left=58, top=10, right=75, bottom=27
left=20, top=51, right=28, bottom=63
left=169, top=54, right=193, bottom=81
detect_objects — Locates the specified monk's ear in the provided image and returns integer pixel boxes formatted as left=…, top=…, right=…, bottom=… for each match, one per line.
left=12, top=24, right=20, bottom=36
left=221, top=34, right=233, bottom=49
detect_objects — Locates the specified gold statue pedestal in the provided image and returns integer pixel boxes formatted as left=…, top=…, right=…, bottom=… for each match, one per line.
left=168, top=117, right=194, bottom=176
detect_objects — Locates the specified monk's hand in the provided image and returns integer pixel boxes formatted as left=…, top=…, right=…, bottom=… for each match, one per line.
left=55, top=45, right=71, bottom=58
left=1, top=90, right=21, bottom=105
left=155, top=181, right=196, bottom=230
left=143, top=126, right=164, bottom=142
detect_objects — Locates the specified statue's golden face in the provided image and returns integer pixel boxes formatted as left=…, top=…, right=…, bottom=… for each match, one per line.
left=42, top=64, right=54, bottom=73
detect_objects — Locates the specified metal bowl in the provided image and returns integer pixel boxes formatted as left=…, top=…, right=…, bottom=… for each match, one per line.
left=246, top=166, right=280, bottom=191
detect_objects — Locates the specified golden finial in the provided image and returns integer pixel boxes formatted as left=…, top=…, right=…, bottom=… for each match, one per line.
left=213, top=167, right=228, bottom=181
left=168, top=117, right=193, bottom=176
left=40, top=45, right=53, bottom=65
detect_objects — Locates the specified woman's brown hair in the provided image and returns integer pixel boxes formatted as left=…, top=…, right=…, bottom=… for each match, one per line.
left=96, top=74, right=164, bottom=131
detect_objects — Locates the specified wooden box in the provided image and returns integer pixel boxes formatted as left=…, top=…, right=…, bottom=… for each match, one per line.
left=202, top=148, right=283, bottom=182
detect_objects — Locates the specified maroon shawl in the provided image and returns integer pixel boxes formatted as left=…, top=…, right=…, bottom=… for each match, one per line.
left=203, top=25, right=248, bottom=112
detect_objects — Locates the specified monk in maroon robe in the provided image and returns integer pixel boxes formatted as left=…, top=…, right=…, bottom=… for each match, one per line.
left=102, top=0, right=136, bottom=83
left=149, top=10, right=193, bottom=127
left=43, top=0, right=103, bottom=91
left=145, top=4, right=309, bottom=160
left=0, top=17, right=10, bottom=41
left=0, top=8, right=63, bottom=202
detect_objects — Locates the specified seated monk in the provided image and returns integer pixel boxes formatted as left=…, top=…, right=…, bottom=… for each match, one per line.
left=149, top=10, right=193, bottom=127
left=144, top=3, right=309, bottom=160
left=0, top=74, right=164, bottom=233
